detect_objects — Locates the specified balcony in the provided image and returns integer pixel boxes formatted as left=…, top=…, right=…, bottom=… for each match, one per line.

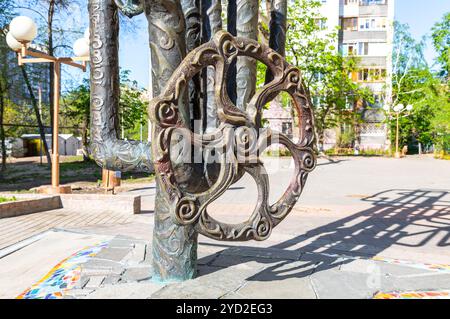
left=359, top=0, right=388, bottom=16
left=341, top=30, right=387, bottom=41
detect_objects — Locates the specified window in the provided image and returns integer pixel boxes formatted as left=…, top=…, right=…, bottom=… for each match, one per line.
left=345, top=0, right=358, bottom=4
left=358, top=68, right=386, bottom=82
left=359, top=17, right=387, bottom=31
left=360, top=0, right=387, bottom=5
left=341, top=17, right=358, bottom=31
left=342, top=43, right=358, bottom=56
left=315, top=18, right=327, bottom=30
left=358, top=42, right=369, bottom=55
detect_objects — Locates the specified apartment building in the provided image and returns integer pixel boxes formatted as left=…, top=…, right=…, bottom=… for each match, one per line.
left=319, top=0, right=395, bottom=150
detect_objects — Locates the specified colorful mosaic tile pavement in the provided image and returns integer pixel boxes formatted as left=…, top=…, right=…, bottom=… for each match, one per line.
left=373, top=290, right=450, bottom=299
left=16, top=242, right=108, bottom=299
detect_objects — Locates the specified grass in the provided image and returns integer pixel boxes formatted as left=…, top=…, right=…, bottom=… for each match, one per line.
left=0, top=196, right=17, bottom=203
left=434, top=152, right=450, bottom=160
left=0, top=155, right=155, bottom=192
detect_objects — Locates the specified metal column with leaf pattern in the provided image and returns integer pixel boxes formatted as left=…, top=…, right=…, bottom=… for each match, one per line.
left=88, top=0, right=315, bottom=283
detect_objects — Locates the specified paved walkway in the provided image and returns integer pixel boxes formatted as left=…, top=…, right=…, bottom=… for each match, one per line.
left=0, top=155, right=449, bottom=298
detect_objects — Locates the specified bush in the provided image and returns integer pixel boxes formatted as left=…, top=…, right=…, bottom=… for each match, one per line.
left=336, top=131, right=355, bottom=148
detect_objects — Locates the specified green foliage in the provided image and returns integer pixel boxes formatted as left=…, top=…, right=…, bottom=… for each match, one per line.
left=0, top=196, right=16, bottom=203
left=324, top=147, right=390, bottom=157
left=336, top=130, right=355, bottom=148
left=284, top=0, right=372, bottom=145
left=431, top=12, right=450, bottom=79
left=62, top=69, right=148, bottom=145
left=63, top=79, right=90, bottom=128
left=391, top=22, right=450, bottom=154
left=119, top=70, right=148, bottom=140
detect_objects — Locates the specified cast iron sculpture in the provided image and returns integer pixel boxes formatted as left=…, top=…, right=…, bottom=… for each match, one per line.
left=88, top=0, right=316, bottom=282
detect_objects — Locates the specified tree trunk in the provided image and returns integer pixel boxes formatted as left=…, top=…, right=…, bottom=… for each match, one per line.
left=21, top=66, right=52, bottom=166
left=81, top=113, right=89, bottom=162
left=0, top=89, right=6, bottom=174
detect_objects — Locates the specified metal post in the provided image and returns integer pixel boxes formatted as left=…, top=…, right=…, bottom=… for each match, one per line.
left=38, top=85, right=43, bottom=166
left=51, top=61, right=60, bottom=188
left=395, top=112, right=400, bottom=158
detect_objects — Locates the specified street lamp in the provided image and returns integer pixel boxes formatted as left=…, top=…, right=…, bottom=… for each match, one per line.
left=7, top=16, right=90, bottom=194
left=384, top=103, right=413, bottom=159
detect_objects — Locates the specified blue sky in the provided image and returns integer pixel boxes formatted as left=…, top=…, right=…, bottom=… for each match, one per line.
left=47, top=0, right=447, bottom=90
left=116, top=0, right=450, bottom=88
left=395, top=0, right=449, bottom=70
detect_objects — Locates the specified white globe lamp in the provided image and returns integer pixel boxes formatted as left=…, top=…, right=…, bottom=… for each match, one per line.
left=9, top=16, right=37, bottom=42
left=6, top=32, right=25, bottom=51
left=73, top=38, right=89, bottom=57
left=382, top=104, right=390, bottom=112
left=393, top=104, right=404, bottom=112
left=406, top=104, right=413, bottom=111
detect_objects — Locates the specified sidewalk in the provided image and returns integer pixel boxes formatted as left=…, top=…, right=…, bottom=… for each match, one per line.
left=0, top=156, right=449, bottom=299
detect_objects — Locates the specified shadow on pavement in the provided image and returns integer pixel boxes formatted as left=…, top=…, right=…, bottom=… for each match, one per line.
left=197, top=189, right=450, bottom=281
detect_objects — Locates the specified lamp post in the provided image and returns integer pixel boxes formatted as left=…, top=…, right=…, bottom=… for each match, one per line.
left=7, top=16, right=90, bottom=194
left=383, top=103, right=413, bottom=159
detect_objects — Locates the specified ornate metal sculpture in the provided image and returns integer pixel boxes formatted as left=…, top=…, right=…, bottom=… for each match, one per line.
left=88, top=0, right=316, bottom=283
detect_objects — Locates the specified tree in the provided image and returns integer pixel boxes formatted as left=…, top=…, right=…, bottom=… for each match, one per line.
left=62, top=69, right=148, bottom=160
left=118, top=70, right=148, bottom=141
left=62, top=79, right=90, bottom=161
left=390, top=21, right=450, bottom=154
left=280, top=0, right=372, bottom=149
left=0, top=0, right=15, bottom=173
left=1, top=1, right=51, bottom=171
left=14, top=0, right=85, bottom=148
left=431, top=12, right=450, bottom=80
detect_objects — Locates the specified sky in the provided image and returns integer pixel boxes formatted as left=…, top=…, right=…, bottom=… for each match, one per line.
left=23, top=0, right=445, bottom=91
left=115, top=0, right=450, bottom=89
left=395, top=0, right=449, bottom=70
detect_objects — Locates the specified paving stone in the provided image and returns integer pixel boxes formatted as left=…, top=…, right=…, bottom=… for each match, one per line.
left=150, top=281, right=229, bottom=299
left=387, top=274, right=450, bottom=292
left=210, top=254, right=284, bottom=269
left=141, top=244, right=153, bottom=265
left=221, top=246, right=300, bottom=261
left=122, top=267, right=152, bottom=282
left=234, top=277, right=317, bottom=299
left=310, top=269, right=378, bottom=299
left=83, top=258, right=124, bottom=270
left=122, top=243, right=146, bottom=265
left=74, top=276, right=89, bottom=289
left=79, top=267, right=123, bottom=277
left=245, top=259, right=317, bottom=281
left=197, top=252, right=219, bottom=265
left=152, top=261, right=266, bottom=299
left=85, top=276, right=105, bottom=289
left=219, top=291, right=247, bottom=299
left=108, top=238, right=136, bottom=248
left=102, top=274, right=121, bottom=285
left=340, top=259, right=435, bottom=277
left=86, top=282, right=164, bottom=299
left=95, top=247, right=132, bottom=262
left=300, top=252, right=346, bottom=273
left=65, top=288, right=95, bottom=297
left=196, top=264, right=225, bottom=276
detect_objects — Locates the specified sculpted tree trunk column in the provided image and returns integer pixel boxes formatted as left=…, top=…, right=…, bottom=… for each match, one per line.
left=89, top=0, right=316, bottom=285
left=89, top=0, right=197, bottom=282
left=202, top=0, right=222, bottom=133
left=144, top=0, right=199, bottom=282
left=236, top=0, right=258, bottom=110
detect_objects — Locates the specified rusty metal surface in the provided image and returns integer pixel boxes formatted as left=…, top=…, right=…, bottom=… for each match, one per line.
left=150, top=31, right=316, bottom=242
left=89, top=0, right=315, bottom=282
